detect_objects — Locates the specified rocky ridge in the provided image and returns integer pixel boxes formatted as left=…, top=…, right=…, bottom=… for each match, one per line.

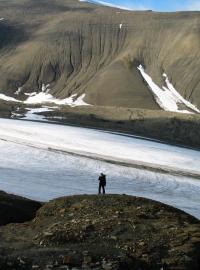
left=0, top=193, right=200, bottom=269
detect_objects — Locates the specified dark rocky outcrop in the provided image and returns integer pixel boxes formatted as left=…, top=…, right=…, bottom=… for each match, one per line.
left=0, top=194, right=200, bottom=269
left=0, top=191, right=42, bottom=225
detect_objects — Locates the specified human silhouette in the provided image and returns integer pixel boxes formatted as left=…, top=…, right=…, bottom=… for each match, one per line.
left=98, top=173, right=106, bottom=194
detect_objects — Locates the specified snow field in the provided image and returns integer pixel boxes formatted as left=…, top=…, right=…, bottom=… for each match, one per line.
left=0, top=118, right=199, bottom=175
left=0, top=138, right=200, bottom=218
left=138, top=65, right=200, bottom=114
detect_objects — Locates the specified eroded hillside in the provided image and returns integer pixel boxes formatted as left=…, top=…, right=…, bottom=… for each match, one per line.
left=0, top=0, right=200, bottom=110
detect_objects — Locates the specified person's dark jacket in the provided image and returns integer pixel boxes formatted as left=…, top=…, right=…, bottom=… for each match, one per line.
left=99, top=174, right=106, bottom=186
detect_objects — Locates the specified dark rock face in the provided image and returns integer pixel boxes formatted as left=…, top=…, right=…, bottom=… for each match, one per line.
left=0, top=194, right=200, bottom=269
left=0, top=191, right=42, bottom=225
left=0, top=0, right=200, bottom=109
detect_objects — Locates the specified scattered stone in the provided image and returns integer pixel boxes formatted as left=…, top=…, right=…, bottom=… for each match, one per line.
left=32, top=265, right=40, bottom=269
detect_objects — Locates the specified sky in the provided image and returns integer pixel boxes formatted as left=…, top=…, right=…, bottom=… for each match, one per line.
left=85, top=0, right=200, bottom=11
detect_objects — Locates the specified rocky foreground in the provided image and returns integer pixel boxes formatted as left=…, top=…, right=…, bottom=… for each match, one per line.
left=0, top=193, right=200, bottom=270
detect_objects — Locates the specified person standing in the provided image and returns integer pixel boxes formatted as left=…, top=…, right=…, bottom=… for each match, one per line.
left=98, top=173, right=106, bottom=194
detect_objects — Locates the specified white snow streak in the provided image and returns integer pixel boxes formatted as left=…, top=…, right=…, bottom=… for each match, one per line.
left=25, top=92, right=90, bottom=106
left=14, top=87, right=22, bottom=95
left=0, top=91, right=91, bottom=107
left=24, top=92, right=37, bottom=97
left=41, top=84, right=50, bottom=93
left=23, top=107, right=53, bottom=121
left=163, top=74, right=200, bottom=113
left=73, top=94, right=91, bottom=106
left=79, top=0, right=134, bottom=11
left=138, top=65, right=200, bottom=114
left=23, top=82, right=90, bottom=106
left=0, top=94, right=21, bottom=102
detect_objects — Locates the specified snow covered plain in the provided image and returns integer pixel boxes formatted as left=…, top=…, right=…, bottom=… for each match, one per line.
left=0, top=118, right=200, bottom=218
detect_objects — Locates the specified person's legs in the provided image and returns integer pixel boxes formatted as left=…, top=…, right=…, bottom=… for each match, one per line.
left=98, top=183, right=101, bottom=194
left=102, top=185, right=105, bottom=194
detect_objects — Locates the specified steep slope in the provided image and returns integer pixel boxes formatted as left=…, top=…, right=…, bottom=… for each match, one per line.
left=0, top=0, right=200, bottom=110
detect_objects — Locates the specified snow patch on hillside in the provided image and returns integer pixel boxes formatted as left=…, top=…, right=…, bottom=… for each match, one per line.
left=0, top=94, right=21, bottom=102
left=0, top=90, right=91, bottom=107
left=14, top=87, right=22, bottom=95
left=24, top=92, right=37, bottom=97
left=23, top=107, right=53, bottom=121
left=79, top=0, right=134, bottom=11
left=25, top=92, right=90, bottom=107
left=138, top=65, right=200, bottom=114
left=41, top=84, right=50, bottom=93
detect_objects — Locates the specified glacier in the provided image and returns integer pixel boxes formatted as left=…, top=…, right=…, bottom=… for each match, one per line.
left=0, top=118, right=200, bottom=218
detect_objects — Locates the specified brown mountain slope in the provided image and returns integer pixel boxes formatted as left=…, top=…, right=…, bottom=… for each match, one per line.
left=0, top=0, right=200, bottom=109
